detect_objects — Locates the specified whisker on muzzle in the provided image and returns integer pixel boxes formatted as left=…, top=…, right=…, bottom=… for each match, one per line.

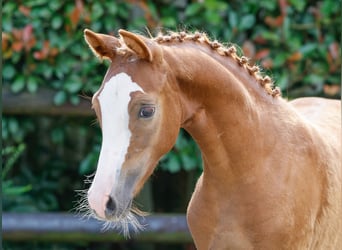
left=102, top=207, right=146, bottom=237
left=74, top=184, right=146, bottom=238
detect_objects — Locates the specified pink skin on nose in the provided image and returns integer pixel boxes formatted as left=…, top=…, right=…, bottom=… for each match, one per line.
left=88, top=188, right=110, bottom=219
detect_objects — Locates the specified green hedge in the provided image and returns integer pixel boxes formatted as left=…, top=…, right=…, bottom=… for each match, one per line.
left=3, top=0, right=340, bottom=101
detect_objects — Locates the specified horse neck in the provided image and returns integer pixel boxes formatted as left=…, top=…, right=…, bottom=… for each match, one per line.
left=163, top=44, right=289, bottom=182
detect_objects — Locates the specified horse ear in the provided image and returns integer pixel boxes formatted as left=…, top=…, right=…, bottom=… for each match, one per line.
left=84, top=29, right=121, bottom=60
left=119, top=29, right=153, bottom=62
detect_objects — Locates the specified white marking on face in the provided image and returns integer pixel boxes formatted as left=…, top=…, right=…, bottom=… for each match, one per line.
left=88, top=72, right=144, bottom=218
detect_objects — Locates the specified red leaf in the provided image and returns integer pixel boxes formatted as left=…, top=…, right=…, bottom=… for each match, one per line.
left=33, top=41, right=49, bottom=60
left=265, top=16, right=284, bottom=27
left=50, top=48, right=59, bottom=57
left=33, top=51, right=45, bottom=60
left=242, top=40, right=255, bottom=58
left=254, top=35, right=267, bottom=45
left=34, top=40, right=59, bottom=60
left=19, top=5, right=31, bottom=17
left=279, top=0, right=288, bottom=16
left=69, top=0, right=84, bottom=29
left=261, top=58, right=273, bottom=69
left=27, top=37, right=37, bottom=51
left=255, top=49, right=270, bottom=60
left=12, top=29, right=23, bottom=40
left=329, top=42, right=339, bottom=60
left=2, top=32, right=10, bottom=51
left=70, top=8, right=80, bottom=28
left=12, top=41, right=23, bottom=52
left=22, top=25, right=33, bottom=43
left=287, top=52, right=302, bottom=62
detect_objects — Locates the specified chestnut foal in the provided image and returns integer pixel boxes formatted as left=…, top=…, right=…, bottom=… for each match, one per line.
left=83, top=29, right=341, bottom=249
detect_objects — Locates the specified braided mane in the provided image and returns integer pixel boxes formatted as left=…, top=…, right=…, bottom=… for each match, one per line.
left=152, top=31, right=281, bottom=97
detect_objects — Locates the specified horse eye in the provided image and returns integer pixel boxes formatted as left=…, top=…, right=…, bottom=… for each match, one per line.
left=139, top=106, right=155, bottom=118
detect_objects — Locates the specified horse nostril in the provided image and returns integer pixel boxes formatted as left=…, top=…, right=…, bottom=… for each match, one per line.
left=105, top=196, right=116, bottom=218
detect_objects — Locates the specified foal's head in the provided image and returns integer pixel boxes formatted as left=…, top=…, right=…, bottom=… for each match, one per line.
left=83, top=29, right=181, bottom=233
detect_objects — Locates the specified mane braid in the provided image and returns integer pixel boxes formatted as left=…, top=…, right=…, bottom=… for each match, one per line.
left=153, top=31, right=281, bottom=97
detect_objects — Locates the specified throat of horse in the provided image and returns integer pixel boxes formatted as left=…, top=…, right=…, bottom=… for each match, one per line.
left=183, top=105, right=264, bottom=184
left=176, top=55, right=272, bottom=184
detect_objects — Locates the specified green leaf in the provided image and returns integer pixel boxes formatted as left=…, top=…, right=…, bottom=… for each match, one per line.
left=11, top=52, right=21, bottom=64
left=205, top=10, right=221, bottom=25
left=262, top=31, right=281, bottom=43
left=49, top=1, right=63, bottom=11
left=43, top=65, right=53, bottom=79
left=304, top=74, right=324, bottom=85
left=51, top=128, right=64, bottom=143
left=54, top=91, right=67, bottom=106
left=273, top=53, right=288, bottom=68
left=8, top=118, right=19, bottom=136
left=27, top=77, right=38, bottom=93
left=70, top=95, right=80, bottom=105
left=299, top=44, right=317, bottom=56
left=185, top=3, right=203, bottom=17
left=11, top=76, right=25, bottom=93
left=181, top=154, right=197, bottom=171
left=162, top=17, right=177, bottom=28
left=65, top=80, right=82, bottom=94
left=105, top=1, right=118, bottom=14
left=167, top=154, right=181, bottom=173
left=276, top=74, right=289, bottom=91
left=52, top=15, right=63, bottom=29
left=3, top=64, right=16, bottom=80
left=321, top=0, right=336, bottom=17
left=117, top=4, right=129, bottom=19
left=228, top=11, right=238, bottom=28
left=79, top=151, right=98, bottom=175
left=239, top=15, right=255, bottom=30
left=289, top=0, right=306, bottom=11
left=2, top=143, right=26, bottom=179
left=3, top=185, right=32, bottom=196
left=259, top=0, right=277, bottom=10
left=91, top=2, right=104, bottom=20
left=3, top=2, right=17, bottom=14
left=31, top=6, right=52, bottom=19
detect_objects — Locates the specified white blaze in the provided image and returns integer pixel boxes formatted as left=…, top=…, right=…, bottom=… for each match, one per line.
left=88, top=72, right=144, bottom=218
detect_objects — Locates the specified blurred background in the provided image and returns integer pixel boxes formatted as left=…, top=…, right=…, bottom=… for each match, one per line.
left=2, top=0, right=340, bottom=249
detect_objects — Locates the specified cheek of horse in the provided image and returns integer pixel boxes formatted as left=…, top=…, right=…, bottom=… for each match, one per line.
left=122, top=143, right=155, bottom=196
left=115, top=168, right=140, bottom=206
left=128, top=117, right=180, bottom=197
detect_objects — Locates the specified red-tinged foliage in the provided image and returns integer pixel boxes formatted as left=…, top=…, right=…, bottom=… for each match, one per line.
left=242, top=40, right=256, bottom=59
left=2, top=32, right=10, bottom=51
left=69, top=0, right=85, bottom=30
left=255, top=49, right=270, bottom=60
left=287, top=52, right=303, bottom=62
left=265, top=15, right=284, bottom=28
left=128, top=0, right=159, bottom=28
left=33, top=40, right=59, bottom=61
left=261, top=58, right=274, bottom=69
left=10, top=25, right=36, bottom=52
left=19, top=5, right=31, bottom=17
left=325, top=42, right=341, bottom=73
left=253, top=35, right=267, bottom=45
left=328, top=42, right=339, bottom=60
left=279, top=0, right=288, bottom=16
